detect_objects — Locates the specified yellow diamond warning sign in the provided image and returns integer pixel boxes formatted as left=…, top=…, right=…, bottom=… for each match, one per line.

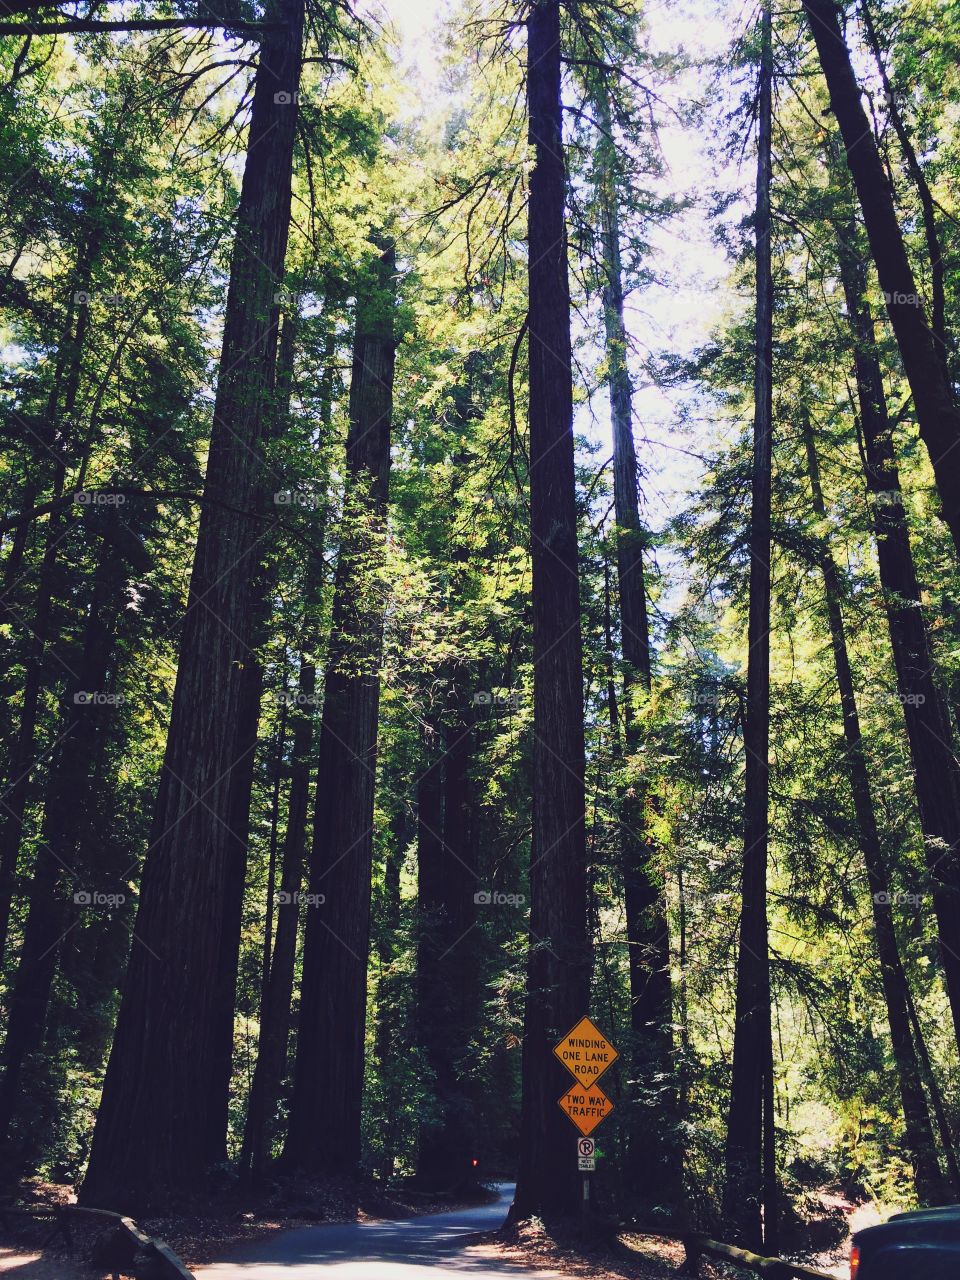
left=558, top=1082, right=613, bottom=1136
left=554, top=1017, right=618, bottom=1148
left=553, top=1015, right=619, bottom=1090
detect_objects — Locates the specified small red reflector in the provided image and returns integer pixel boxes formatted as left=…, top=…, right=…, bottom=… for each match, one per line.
left=850, top=1243, right=860, bottom=1279
left=471, top=1158, right=478, bottom=1167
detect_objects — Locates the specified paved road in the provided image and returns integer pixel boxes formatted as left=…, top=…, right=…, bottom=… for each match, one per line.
left=194, top=1182, right=560, bottom=1280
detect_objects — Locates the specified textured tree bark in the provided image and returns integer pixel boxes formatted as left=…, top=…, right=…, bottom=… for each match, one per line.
left=416, top=700, right=479, bottom=1189
left=512, top=0, right=590, bottom=1221
left=208, top=307, right=306, bottom=1167
left=80, top=0, right=304, bottom=1206
left=834, top=217, right=960, bottom=1058
left=723, top=2, right=775, bottom=1252
left=284, top=245, right=395, bottom=1174
left=802, top=418, right=948, bottom=1205
left=802, top=0, right=960, bottom=554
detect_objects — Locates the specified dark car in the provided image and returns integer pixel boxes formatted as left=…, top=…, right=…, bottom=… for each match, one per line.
left=851, top=1205, right=960, bottom=1278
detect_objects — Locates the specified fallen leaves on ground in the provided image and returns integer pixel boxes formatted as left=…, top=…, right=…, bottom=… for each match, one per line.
left=465, top=1219, right=733, bottom=1279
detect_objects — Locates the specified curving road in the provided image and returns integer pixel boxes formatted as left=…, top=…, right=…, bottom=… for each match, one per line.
left=194, top=1183, right=560, bottom=1280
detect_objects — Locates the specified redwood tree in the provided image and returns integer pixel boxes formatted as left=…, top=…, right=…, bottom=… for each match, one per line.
left=801, top=0, right=960, bottom=556
left=801, top=416, right=949, bottom=1205
left=722, top=1, right=776, bottom=1251
left=284, top=244, right=396, bottom=1174
left=512, top=0, right=590, bottom=1221
left=416, top=695, right=479, bottom=1189
left=833, top=207, right=960, bottom=1059
left=81, top=0, right=306, bottom=1205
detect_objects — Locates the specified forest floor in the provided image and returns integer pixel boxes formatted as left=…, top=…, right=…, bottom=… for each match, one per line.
left=467, top=1189, right=861, bottom=1280
left=469, top=1219, right=714, bottom=1278
left=468, top=1223, right=848, bottom=1280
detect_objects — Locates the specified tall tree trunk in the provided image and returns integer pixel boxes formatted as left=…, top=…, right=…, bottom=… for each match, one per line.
left=801, top=418, right=948, bottom=1205
left=723, top=2, right=776, bottom=1251
left=206, top=305, right=304, bottom=1167
left=801, top=0, right=960, bottom=555
left=859, top=0, right=950, bottom=379
left=0, top=537, right=124, bottom=1154
left=594, top=82, right=675, bottom=1209
left=416, top=697, right=479, bottom=1189
left=833, top=213, right=960, bottom=1057
left=512, top=0, right=590, bottom=1221
left=284, top=244, right=396, bottom=1175
left=81, top=0, right=305, bottom=1206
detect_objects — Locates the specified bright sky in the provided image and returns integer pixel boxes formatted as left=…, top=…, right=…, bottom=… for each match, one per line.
left=382, top=0, right=446, bottom=36
left=375, top=0, right=449, bottom=97
left=376, top=0, right=743, bottom=531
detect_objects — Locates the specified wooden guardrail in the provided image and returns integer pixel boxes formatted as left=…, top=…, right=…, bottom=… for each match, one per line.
left=683, top=1234, right=835, bottom=1279
left=0, top=1202, right=195, bottom=1280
